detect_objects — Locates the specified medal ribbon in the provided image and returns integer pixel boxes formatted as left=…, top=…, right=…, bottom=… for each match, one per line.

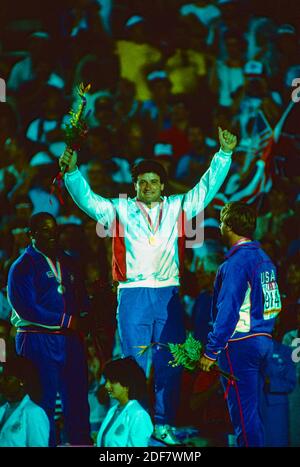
left=44, top=257, right=63, bottom=286
left=136, top=201, right=163, bottom=237
left=32, top=243, right=64, bottom=288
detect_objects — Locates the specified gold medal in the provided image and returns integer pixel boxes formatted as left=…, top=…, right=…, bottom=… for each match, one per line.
left=149, top=236, right=157, bottom=246
left=137, top=200, right=163, bottom=248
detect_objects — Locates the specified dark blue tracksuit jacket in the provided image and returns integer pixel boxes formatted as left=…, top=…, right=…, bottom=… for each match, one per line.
left=7, top=245, right=91, bottom=446
left=205, top=241, right=281, bottom=360
left=8, top=245, right=88, bottom=329
left=204, top=241, right=282, bottom=447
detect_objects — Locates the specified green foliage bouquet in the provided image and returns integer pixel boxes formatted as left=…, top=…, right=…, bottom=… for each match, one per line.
left=135, top=333, right=238, bottom=382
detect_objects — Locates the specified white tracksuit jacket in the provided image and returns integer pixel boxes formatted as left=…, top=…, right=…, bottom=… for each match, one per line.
left=65, top=148, right=232, bottom=288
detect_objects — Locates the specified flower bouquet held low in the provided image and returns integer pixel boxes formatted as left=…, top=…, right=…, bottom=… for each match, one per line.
left=168, top=334, right=238, bottom=382
left=135, top=334, right=238, bottom=382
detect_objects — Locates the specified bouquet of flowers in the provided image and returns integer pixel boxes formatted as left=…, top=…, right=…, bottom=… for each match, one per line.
left=63, top=82, right=91, bottom=153
left=168, top=334, right=203, bottom=370
left=135, top=333, right=238, bottom=382
left=51, top=83, right=91, bottom=203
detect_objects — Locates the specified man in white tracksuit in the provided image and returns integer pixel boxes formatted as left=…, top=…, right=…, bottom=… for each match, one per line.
left=59, top=127, right=237, bottom=444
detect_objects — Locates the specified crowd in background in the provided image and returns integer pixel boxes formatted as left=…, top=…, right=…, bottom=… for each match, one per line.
left=0, top=0, right=299, bottom=446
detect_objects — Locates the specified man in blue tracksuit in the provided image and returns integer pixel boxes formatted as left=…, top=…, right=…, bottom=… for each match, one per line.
left=7, top=212, right=91, bottom=446
left=200, top=202, right=281, bottom=447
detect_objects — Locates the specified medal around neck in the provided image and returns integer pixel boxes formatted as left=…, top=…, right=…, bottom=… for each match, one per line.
left=57, top=284, right=66, bottom=294
left=148, top=235, right=162, bottom=246
left=136, top=201, right=164, bottom=247
left=149, top=235, right=157, bottom=246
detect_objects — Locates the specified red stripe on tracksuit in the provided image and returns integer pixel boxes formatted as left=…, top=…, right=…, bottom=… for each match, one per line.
left=177, top=209, right=187, bottom=278
left=112, top=217, right=127, bottom=282
left=225, top=348, right=249, bottom=448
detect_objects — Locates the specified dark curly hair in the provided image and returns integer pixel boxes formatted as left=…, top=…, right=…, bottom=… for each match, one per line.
left=131, top=159, right=167, bottom=184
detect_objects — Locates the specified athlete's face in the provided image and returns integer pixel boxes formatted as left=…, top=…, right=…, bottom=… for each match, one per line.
left=30, top=217, right=58, bottom=256
left=134, top=172, right=164, bottom=206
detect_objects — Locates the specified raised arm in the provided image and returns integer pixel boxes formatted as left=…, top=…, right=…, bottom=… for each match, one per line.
left=183, top=128, right=237, bottom=220
left=59, top=148, right=115, bottom=226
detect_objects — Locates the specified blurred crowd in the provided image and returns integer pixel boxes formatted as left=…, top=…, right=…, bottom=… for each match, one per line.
left=0, top=0, right=300, bottom=446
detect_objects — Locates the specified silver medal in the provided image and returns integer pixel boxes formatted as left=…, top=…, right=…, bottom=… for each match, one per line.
left=57, top=284, right=66, bottom=294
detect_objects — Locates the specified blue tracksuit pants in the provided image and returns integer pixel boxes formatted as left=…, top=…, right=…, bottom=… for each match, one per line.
left=16, top=331, right=91, bottom=446
left=218, top=336, right=273, bottom=447
left=117, top=286, right=186, bottom=425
